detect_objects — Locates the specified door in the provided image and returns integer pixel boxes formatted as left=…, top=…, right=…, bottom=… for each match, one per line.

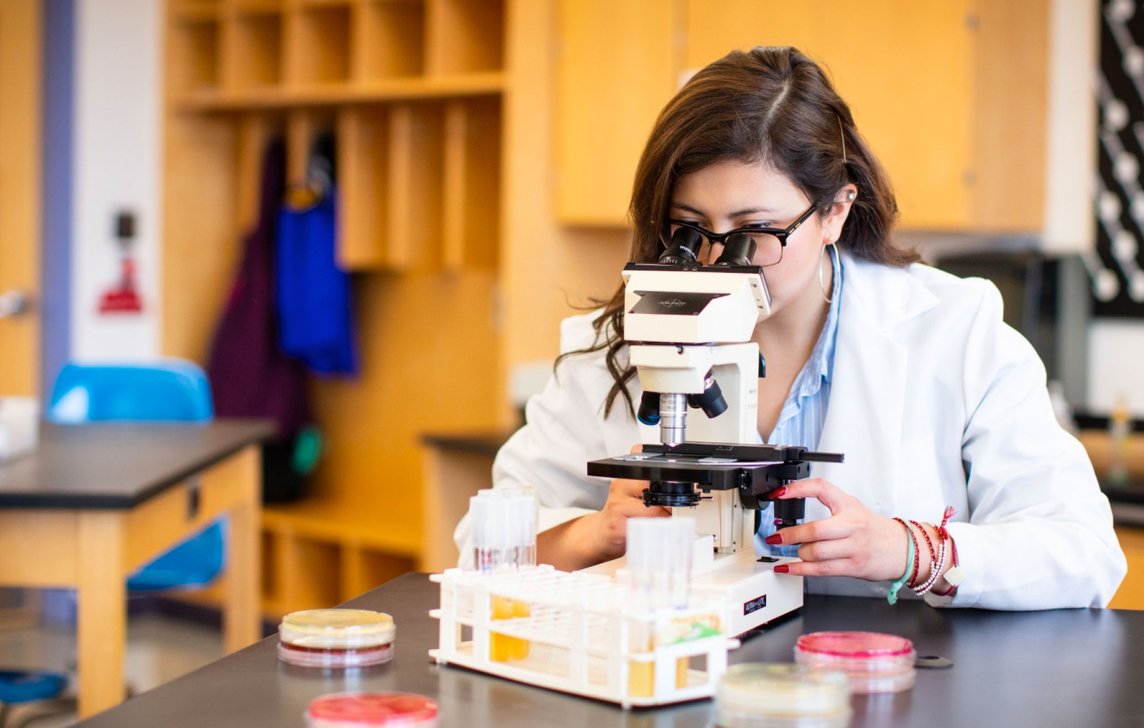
left=0, top=0, right=42, bottom=397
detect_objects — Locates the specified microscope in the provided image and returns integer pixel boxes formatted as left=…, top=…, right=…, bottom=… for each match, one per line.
left=585, top=228, right=843, bottom=636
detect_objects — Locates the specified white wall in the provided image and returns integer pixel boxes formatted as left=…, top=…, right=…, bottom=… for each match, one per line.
left=1041, top=0, right=1099, bottom=254
left=1088, top=319, right=1144, bottom=416
left=70, top=0, right=162, bottom=361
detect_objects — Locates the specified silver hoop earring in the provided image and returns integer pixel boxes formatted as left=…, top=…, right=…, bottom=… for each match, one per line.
left=819, top=243, right=840, bottom=303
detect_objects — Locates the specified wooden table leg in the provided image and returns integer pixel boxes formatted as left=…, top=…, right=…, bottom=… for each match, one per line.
left=223, top=445, right=261, bottom=654
left=77, top=511, right=126, bottom=718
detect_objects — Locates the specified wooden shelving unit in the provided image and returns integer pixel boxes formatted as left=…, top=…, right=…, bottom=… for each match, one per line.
left=162, top=0, right=506, bottom=618
left=171, top=73, right=503, bottom=110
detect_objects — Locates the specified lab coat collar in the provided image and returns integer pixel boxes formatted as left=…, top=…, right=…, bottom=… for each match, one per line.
left=838, top=253, right=940, bottom=334
left=810, top=253, right=939, bottom=519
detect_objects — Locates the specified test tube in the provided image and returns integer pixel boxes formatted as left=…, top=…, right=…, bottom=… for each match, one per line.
left=626, top=517, right=694, bottom=610
left=468, top=487, right=539, bottom=662
left=468, top=487, right=538, bottom=572
left=625, top=517, right=695, bottom=697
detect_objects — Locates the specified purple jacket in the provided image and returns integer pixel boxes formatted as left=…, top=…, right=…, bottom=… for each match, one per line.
left=206, top=139, right=311, bottom=435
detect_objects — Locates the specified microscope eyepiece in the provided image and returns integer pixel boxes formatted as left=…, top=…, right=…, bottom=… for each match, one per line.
left=713, top=232, right=756, bottom=266
left=659, top=227, right=704, bottom=266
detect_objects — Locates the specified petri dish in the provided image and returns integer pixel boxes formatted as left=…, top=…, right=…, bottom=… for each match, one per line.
left=278, top=609, right=396, bottom=669
left=715, top=663, right=851, bottom=728
left=794, top=631, right=916, bottom=694
left=306, top=692, right=438, bottom=728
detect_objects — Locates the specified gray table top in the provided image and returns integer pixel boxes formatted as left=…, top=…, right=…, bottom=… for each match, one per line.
left=0, top=420, right=274, bottom=509
left=76, top=572, right=1144, bottom=727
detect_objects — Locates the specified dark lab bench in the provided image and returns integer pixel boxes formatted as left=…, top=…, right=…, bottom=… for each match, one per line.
left=76, top=572, right=1144, bottom=728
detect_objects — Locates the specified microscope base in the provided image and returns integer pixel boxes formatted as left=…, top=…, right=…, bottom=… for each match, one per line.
left=690, top=550, right=804, bottom=637
left=580, top=546, right=803, bottom=638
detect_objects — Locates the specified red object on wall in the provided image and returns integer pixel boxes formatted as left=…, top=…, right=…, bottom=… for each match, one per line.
left=98, top=257, right=143, bottom=313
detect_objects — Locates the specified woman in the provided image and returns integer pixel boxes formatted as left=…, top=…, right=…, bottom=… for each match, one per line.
left=457, top=47, right=1125, bottom=609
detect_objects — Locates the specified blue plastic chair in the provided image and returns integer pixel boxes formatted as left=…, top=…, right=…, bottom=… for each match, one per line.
left=0, top=670, right=68, bottom=727
left=47, top=361, right=225, bottom=591
left=48, top=361, right=213, bottom=424
left=125, top=521, right=226, bottom=592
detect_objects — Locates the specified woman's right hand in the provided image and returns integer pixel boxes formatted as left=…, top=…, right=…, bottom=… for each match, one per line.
left=582, top=474, right=671, bottom=562
left=536, top=445, right=670, bottom=570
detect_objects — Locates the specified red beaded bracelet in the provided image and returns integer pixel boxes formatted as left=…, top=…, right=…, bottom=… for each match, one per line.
left=893, top=518, right=921, bottom=589
left=913, top=507, right=957, bottom=596
left=909, top=519, right=936, bottom=581
left=914, top=533, right=947, bottom=595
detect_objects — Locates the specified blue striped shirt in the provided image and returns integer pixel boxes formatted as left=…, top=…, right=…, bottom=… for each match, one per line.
left=755, top=253, right=843, bottom=556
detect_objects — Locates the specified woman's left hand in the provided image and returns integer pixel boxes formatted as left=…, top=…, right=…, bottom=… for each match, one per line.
left=767, top=479, right=909, bottom=582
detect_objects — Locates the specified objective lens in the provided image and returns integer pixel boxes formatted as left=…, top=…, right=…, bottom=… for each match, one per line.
left=637, top=391, right=661, bottom=426
left=687, top=369, right=728, bottom=419
left=659, top=393, right=687, bottom=446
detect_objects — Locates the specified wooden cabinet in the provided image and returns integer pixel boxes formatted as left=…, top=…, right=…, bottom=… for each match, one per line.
left=1078, top=431, right=1144, bottom=609
left=555, top=0, right=682, bottom=225
left=556, top=0, right=1058, bottom=233
left=1112, top=527, right=1144, bottom=610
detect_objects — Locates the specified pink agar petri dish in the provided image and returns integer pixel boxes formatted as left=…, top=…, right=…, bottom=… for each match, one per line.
left=794, top=631, right=916, bottom=694
left=306, top=693, right=438, bottom=728
left=278, top=609, right=396, bottom=669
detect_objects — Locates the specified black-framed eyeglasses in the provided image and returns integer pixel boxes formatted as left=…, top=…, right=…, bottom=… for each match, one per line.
left=662, top=202, right=819, bottom=267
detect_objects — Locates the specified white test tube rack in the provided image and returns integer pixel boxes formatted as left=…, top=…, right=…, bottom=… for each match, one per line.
left=429, top=565, right=740, bottom=709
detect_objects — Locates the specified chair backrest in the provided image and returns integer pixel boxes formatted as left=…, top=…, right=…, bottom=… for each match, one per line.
left=48, top=361, right=214, bottom=423
left=127, top=520, right=226, bottom=592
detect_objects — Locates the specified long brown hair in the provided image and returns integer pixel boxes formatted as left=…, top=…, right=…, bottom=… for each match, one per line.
left=566, top=46, right=918, bottom=419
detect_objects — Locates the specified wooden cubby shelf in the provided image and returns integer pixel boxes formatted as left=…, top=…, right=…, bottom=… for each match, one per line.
left=170, top=18, right=222, bottom=93
left=294, top=4, right=353, bottom=85
left=232, top=1, right=282, bottom=14
left=170, top=1, right=222, bottom=22
left=171, top=0, right=505, bottom=101
left=260, top=500, right=420, bottom=616
left=164, top=0, right=506, bottom=619
left=171, top=71, right=504, bottom=110
left=357, top=0, right=426, bottom=79
left=230, top=12, right=283, bottom=89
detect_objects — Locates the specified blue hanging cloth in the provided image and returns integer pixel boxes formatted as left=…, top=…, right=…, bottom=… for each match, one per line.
left=276, top=189, right=358, bottom=376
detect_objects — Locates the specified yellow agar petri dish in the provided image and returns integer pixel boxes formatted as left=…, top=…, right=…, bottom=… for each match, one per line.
left=278, top=609, right=396, bottom=669
left=715, top=663, right=851, bottom=728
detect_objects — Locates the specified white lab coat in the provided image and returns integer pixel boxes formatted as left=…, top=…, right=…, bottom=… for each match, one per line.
left=456, top=253, right=1127, bottom=610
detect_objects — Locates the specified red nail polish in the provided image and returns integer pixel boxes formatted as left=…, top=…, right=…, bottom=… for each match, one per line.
left=770, top=487, right=787, bottom=499
left=774, top=564, right=790, bottom=573
left=765, top=534, right=782, bottom=545
left=773, top=518, right=783, bottom=526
